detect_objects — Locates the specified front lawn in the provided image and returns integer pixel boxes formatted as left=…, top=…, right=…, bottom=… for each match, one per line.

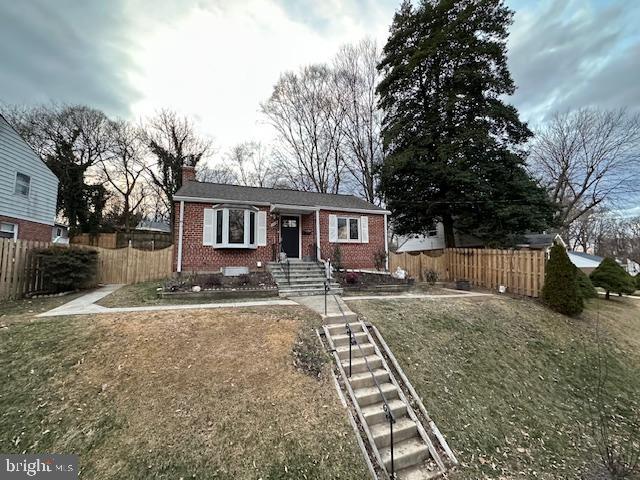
left=349, top=296, right=640, bottom=479
left=0, top=306, right=368, bottom=479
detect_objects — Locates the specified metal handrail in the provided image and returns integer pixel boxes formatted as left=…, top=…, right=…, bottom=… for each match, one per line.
left=336, top=297, right=397, bottom=478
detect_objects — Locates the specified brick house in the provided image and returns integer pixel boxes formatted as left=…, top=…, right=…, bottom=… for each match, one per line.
left=173, top=166, right=389, bottom=274
left=0, top=114, right=59, bottom=242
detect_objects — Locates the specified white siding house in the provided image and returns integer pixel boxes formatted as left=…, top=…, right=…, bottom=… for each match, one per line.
left=0, top=114, right=59, bottom=241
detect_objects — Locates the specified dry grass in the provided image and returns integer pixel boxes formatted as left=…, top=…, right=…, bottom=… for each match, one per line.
left=0, top=306, right=368, bottom=479
left=350, top=295, right=640, bottom=479
left=0, top=292, right=86, bottom=326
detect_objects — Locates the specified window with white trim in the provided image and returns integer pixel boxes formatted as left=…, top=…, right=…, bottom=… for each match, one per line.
left=0, top=222, right=17, bottom=240
left=14, top=172, right=30, bottom=197
left=204, top=207, right=266, bottom=248
left=338, top=217, right=360, bottom=241
left=329, top=214, right=369, bottom=244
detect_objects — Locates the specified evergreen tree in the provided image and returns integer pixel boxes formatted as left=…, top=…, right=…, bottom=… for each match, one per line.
left=541, top=244, right=583, bottom=316
left=575, top=267, right=597, bottom=299
left=590, top=258, right=636, bottom=300
left=377, top=0, right=554, bottom=247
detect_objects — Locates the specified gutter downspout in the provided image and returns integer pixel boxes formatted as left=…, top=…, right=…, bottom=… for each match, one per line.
left=315, top=209, right=321, bottom=261
left=384, top=213, right=389, bottom=271
left=177, top=200, right=185, bottom=273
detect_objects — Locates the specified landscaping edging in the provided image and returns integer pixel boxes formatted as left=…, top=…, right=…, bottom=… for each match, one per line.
left=158, top=288, right=278, bottom=300
left=342, top=284, right=414, bottom=294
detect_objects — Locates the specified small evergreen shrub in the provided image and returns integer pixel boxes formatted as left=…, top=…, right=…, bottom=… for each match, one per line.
left=575, top=267, right=597, bottom=299
left=590, top=258, right=636, bottom=300
left=541, top=244, right=583, bottom=316
left=35, top=247, right=98, bottom=293
left=636, top=274, right=640, bottom=292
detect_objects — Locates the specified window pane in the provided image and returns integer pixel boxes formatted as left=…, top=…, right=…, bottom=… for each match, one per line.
left=349, top=218, right=359, bottom=240
left=228, top=209, right=244, bottom=243
left=337, top=218, right=348, bottom=240
left=0, top=223, right=15, bottom=239
left=15, top=173, right=30, bottom=196
left=249, top=212, right=255, bottom=244
left=215, top=210, right=223, bottom=244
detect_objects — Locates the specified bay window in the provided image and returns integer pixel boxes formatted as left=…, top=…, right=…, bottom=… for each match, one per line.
left=204, top=206, right=266, bottom=248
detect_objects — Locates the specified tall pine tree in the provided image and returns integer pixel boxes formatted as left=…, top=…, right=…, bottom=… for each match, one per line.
left=377, top=0, right=554, bottom=247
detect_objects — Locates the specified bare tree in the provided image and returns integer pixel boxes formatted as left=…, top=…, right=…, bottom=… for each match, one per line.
left=529, top=108, right=640, bottom=236
left=567, top=207, right=611, bottom=252
left=141, top=110, right=211, bottom=226
left=100, top=120, right=147, bottom=232
left=333, top=38, right=383, bottom=204
left=196, top=163, right=237, bottom=184
left=227, top=141, right=274, bottom=187
left=262, top=65, right=346, bottom=193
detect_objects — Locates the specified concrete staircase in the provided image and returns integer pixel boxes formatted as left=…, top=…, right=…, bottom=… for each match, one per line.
left=322, top=318, right=457, bottom=479
left=268, top=260, right=343, bottom=297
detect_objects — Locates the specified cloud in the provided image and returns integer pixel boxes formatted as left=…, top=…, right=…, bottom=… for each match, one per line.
left=0, top=0, right=140, bottom=117
left=125, top=0, right=392, bottom=155
left=507, top=0, right=640, bottom=122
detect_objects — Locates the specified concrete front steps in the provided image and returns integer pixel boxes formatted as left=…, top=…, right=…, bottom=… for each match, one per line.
left=322, top=318, right=457, bottom=479
left=268, top=260, right=343, bottom=297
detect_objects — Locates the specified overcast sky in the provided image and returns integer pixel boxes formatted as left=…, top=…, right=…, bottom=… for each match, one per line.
left=1, top=0, right=639, bottom=163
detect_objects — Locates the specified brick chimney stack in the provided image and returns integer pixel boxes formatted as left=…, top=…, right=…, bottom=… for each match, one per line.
left=182, top=164, right=196, bottom=184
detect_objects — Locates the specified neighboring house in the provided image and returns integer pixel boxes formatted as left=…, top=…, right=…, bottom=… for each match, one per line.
left=136, top=219, right=171, bottom=233
left=173, top=166, right=389, bottom=273
left=52, top=222, right=69, bottom=244
left=516, top=233, right=566, bottom=251
left=396, top=223, right=482, bottom=253
left=0, top=114, right=58, bottom=242
left=567, top=251, right=603, bottom=275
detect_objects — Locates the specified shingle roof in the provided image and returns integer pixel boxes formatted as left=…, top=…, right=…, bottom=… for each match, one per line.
left=569, top=251, right=604, bottom=263
left=174, top=181, right=386, bottom=211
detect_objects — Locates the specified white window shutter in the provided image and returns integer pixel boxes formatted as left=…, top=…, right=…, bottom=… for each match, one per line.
left=257, top=211, right=267, bottom=246
left=360, top=216, right=369, bottom=243
left=203, top=208, right=214, bottom=245
left=329, top=214, right=337, bottom=242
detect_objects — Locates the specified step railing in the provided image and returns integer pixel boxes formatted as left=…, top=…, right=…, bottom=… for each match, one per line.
left=337, top=298, right=397, bottom=479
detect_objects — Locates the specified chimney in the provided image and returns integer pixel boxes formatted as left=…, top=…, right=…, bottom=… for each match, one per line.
left=182, top=164, right=196, bottom=184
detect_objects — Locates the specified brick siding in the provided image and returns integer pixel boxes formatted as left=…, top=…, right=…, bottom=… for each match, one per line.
left=0, top=215, right=51, bottom=242
left=173, top=201, right=387, bottom=273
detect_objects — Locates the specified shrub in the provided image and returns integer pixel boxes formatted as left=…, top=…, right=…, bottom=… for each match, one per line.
left=35, top=247, right=98, bottom=293
left=331, top=245, right=343, bottom=271
left=575, top=267, right=597, bottom=299
left=590, top=258, right=636, bottom=300
left=541, top=244, right=583, bottom=316
left=424, top=269, right=439, bottom=286
left=373, top=249, right=387, bottom=271
left=636, top=274, right=640, bottom=292
left=345, top=272, right=360, bottom=285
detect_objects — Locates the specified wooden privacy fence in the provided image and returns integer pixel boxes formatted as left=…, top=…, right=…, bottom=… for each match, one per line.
left=390, top=248, right=547, bottom=297
left=76, top=245, right=174, bottom=284
left=0, top=239, right=51, bottom=301
left=0, top=239, right=174, bottom=300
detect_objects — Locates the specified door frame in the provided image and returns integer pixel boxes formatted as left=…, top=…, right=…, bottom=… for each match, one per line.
left=279, top=214, right=302, bottom=259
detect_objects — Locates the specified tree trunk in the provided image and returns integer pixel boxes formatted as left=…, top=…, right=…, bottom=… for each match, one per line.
left=605, top=290, right=610, bottom=300
left=443, top=212, right=456, bottom=248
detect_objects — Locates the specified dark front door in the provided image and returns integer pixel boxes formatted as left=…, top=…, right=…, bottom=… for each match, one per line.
left=281, top=215, right=300, bottom=258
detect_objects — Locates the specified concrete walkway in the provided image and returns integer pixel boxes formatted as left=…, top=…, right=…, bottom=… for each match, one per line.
left=343, top=289, right=493, bottom=302
left=37, top=285, right=494, bottom=318
left=37, top=284, right=297, bottom=317
left=291, top=294, right=357, bottom=323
